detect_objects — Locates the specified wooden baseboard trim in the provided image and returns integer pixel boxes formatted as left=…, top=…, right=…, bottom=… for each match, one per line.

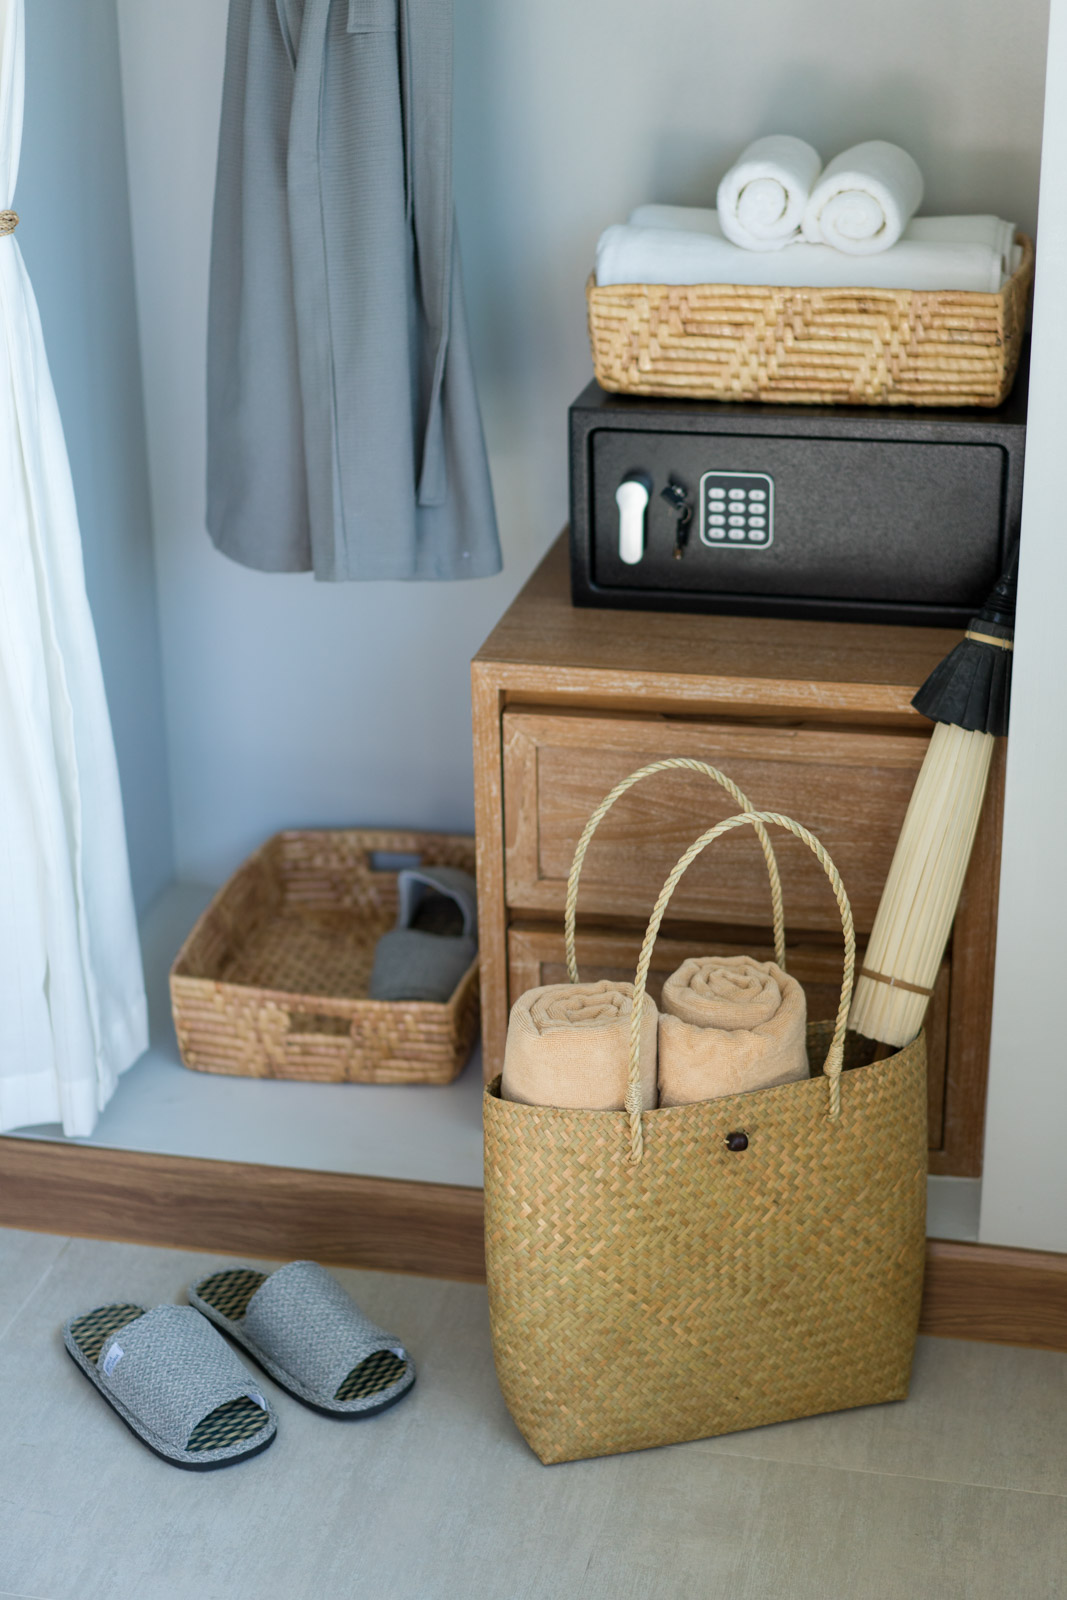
left=0, top=1138, right=486, bottom=1283
left=921, top=1238, right=1067, bottom=1352
left=4, top=1139, right=1067, bottom=1352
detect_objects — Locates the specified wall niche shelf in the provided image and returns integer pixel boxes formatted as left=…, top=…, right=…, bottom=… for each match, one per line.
left=5, top=538, right=1062, bottom=1354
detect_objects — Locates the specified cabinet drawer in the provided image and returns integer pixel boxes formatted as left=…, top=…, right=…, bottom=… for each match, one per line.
left=507, top=922, right=948, bottom=1151
left=503, top=709, right=929, bottom=934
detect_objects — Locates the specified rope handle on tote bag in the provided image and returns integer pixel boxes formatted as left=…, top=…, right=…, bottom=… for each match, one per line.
left=624, top=811, right=856, bottom=1164
left=564, top=758, right=787, bottom=980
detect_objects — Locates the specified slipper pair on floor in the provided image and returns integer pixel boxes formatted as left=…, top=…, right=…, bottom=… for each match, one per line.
left=63, top=1260, right=415, bottom=1471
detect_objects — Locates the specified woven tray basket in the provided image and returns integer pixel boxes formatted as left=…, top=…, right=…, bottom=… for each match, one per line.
left=586, top=233, right=1033, bottom=407
left=170, top=830, right=479, bottom=1085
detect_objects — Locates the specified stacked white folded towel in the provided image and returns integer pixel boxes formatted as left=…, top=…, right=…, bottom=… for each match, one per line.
left=596, top=207, right=1019, bottom=294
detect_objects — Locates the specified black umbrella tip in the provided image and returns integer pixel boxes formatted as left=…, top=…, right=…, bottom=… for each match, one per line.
left=911, top=635, right=1012, bottom=734
left=977, top=545, right=1019, bottom=630
left=911, top=550, right=1018, bottom=733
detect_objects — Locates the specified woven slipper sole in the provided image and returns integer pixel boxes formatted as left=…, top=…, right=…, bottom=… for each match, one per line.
left=190, top=1268, right=416, bottom=1419
left=64, top=1305, right=276, bottom=1469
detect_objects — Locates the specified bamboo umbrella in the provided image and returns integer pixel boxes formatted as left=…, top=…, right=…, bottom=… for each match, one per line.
left=849, top=552, right=1017, bottom=1048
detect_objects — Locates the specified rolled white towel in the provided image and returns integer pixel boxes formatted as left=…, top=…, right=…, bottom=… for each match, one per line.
left=657, top=956, right=809, bottom=1107
left=716, top=135, right=822, bottom=251
left=500, top=981, right=658, bottom=1112
left=802, top=140, right=924, bottom=254
left=595, top=208, right=1017, bottom=293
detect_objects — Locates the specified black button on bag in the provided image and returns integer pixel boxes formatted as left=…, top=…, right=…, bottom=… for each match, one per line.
left=725, top=1131, right=749, bottom=1152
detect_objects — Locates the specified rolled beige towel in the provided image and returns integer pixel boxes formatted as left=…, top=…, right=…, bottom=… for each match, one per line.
left=658, top=956, right=808, bottom=1107
left=501, top=981, right=658, bottom=1111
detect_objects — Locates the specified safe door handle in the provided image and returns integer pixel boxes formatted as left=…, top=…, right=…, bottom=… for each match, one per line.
left=615, top=474, right=652, bottom=565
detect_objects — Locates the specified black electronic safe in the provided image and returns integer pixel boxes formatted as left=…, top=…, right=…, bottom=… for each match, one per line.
left=569, top=351, right=1027, bottom=627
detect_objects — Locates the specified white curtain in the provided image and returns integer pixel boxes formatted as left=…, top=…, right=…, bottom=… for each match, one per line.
left=0, top=0, right=147, bottom=1136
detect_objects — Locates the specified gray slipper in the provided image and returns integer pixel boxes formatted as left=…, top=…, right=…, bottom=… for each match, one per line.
left=63, top=1303, right=277, bottom=1470
left=368, top=865, right=478, bottom=1003
left=188, top=1261, right=416, bottom=1419
left=395, top=865, right=478, bottom=942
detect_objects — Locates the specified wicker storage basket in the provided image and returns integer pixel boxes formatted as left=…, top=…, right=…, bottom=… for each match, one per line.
left=586, top=233, right=1033, bottom=407
left=170, top=830, right=479, bottom=1085
left=484, top=761, right=927, bottom=1464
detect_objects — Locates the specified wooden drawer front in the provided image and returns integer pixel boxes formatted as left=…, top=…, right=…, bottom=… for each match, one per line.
left=507, top=923, right=949, bottom=1153
left=503, top=709, right=929, bottom=934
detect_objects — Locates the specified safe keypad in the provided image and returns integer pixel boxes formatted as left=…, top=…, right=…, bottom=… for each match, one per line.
left=699, top=472, right=774, bottom=549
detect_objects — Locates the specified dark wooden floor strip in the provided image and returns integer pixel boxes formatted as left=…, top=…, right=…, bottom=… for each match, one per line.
left=0, top=1137, right=486, bottom=1283
left=920, top=1238, right=1067, bottom=1352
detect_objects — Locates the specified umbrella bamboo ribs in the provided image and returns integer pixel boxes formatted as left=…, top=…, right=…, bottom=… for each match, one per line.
left=849, top=555, right=1017, bottom=1050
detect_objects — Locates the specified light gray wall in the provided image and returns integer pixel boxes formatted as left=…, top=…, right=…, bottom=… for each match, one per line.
left=115, top=0, right=1048, bottom=886
left=117, top=0, right=548, bottom=886
left=18, top=0, right=173, bottom=911
left=454, top=0, right=1049, bottom=487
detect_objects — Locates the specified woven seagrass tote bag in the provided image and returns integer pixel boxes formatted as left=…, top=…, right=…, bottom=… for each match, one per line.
left=484, top=760, right=927, bottom=1465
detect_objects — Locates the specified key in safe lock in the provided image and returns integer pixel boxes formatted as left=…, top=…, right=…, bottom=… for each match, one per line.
left=613, top=468, right=773, bottom=563
left=614, top=470, right=696, bottom=564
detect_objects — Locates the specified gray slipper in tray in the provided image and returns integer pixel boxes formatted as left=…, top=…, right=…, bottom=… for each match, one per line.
left=368, top=864, right=478, bottom=1003
left=63, top=1302, right=277, bottom=1469
left=188, top=1260, right=416, bottom=1419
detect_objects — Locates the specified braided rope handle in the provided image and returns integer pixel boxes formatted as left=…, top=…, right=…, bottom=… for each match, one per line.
left=624, top=810, right=855, bottom=1164
left=564, top=759, right=787, bottom=981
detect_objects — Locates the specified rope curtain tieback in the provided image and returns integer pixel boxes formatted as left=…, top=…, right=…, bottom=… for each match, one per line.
left=0, top=211, right=18, bottom=236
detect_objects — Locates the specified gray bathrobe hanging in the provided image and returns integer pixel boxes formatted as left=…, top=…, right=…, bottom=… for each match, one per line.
left=206, top=0, right=501, bottom=582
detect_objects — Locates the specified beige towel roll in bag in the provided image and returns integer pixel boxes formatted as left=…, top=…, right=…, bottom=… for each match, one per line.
left=658, top=956, right=808, bottom=1106
left=501, top=981, right=658, bottom=1111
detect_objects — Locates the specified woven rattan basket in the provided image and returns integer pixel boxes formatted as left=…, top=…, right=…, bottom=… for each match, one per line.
left=484, top=761, right=927, bottom=1464
left=170, top=830, right=479, bottom=1085
left=586, top=233, right=1033, bottom=407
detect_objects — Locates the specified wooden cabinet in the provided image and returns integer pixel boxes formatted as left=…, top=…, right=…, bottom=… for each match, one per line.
left=473, top=534, right=1004, bottom=1176
left=502, top=708, right=929, bottom=932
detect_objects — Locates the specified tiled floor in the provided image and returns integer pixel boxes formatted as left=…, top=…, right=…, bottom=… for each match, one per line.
left=2, top=1226, right=1065, bottom=1600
